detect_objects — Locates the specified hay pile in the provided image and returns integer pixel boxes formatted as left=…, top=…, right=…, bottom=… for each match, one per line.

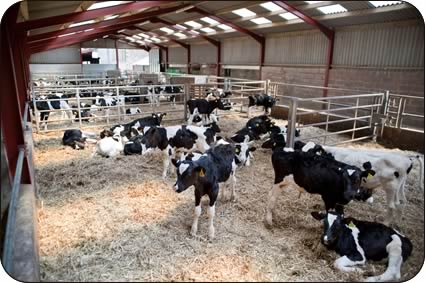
left=34, top=113, right=424, bottom=282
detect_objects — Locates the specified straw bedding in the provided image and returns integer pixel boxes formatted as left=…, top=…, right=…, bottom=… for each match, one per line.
left=34, top=113, right=424, bottom=282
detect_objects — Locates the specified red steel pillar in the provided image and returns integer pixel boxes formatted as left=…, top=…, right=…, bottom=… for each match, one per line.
left=1, top=3, right=31, bottom=183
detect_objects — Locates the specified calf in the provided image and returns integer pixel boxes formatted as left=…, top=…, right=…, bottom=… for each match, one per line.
left=311, top=210, right=412, bottom=282
left=261, top=125, right=301, bottom=150
left=62, top=129, right=86, bottom=149
left=247, top=94, right=276, bottom=118
left=296, top=141, right=424, bottom=225
left=265, top=149, right=375, bottom=227
left=92, top=133, right=124, bottom=157
left=186, top=98, right=230, bottom=126
left=171, top=142, right=237, bottom=239
left=126, top=107, right=142, bottom=115
left=33, top=94, right=73, bottom=130
left=230, top=115, right=275, bottom=143
left=124, top=124, right=220, bottom=178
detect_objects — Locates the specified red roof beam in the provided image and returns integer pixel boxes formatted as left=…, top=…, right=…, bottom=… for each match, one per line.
left=187, top=6, right=264, bottom=45
left=150, top=17, right=220, bottom=47
left=27, top=4, right=191, bottom=44
left=272, top=1, right=334, bottom=39
left=18, top=1, right=170, bottom=31
left=27, top=5, right=190, bottom=50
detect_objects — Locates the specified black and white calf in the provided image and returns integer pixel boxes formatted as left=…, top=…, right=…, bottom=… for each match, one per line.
left=126, top=107, right=142, bottom=115
left=123, top=124, right=220, bottom=178
left=247, top=94, right=276, bottom=118
left=261, top=125, right=301, bottom=150
left=230, top=115, right=275, bottom=143
left=62, top=129, right=97, bottom=149
left=311, top=210, right=412, bottom=282
left=171, top=141, right=237, bottom=239
left=295, top=141, right=424, bottom=225
left=265, top=148, right=375, bottom=227
left=186, top=97, right=231, bottom=126
left=33, top=94, right=73, bottom=130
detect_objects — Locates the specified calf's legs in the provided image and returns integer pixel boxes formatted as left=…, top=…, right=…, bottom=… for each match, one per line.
left=265, top=181, right=285, bottom=227
left=365, top=235, right=403, bottom=282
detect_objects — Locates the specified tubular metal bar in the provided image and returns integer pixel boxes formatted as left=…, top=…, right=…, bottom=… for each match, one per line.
left=269, top=82, right=374, bottom=94
left=296, top=103, right=382, bottom=116
left=2, top=147, right=26, bottom=274
left=328, top=135, right=376, bottom=146
left=303, top=125, right=372, bottom=140
left=296, top=115, right=372, bottom=128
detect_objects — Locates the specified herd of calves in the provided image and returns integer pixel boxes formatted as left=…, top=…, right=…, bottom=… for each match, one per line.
left=59, top=93, right=423, bottom=282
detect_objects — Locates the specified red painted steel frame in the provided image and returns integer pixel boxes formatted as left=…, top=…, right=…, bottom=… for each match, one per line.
left=187, top=6, right=265, bottom=72
left=28, top=4, right=190, bottom=52
left=1, top=3, right=31, bottom=183
left=273, top=1, right=335, bottom=95
left=18, top=1, right=170, bottom=31
left=150, top=17, right=221, bottom=75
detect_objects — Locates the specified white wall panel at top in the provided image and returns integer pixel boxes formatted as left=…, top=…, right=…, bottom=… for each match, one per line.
left=191, top=44, right=217, bottom=64
left=222, top=36, right=260, bottom=65
left=169, top=46, right=187, bottom=64
left=29, top=64, right=82, bottom=74
left=265, top=30, right=328, bottom=65
left=82, top=64, right=117, bottom=73
left=333, top=23, right=424, bottom=67
left=29, top=44, right=80, bottom=64
left=149, top=48, right=160, bottom=73
left=81, top=39, right=116, bottom=49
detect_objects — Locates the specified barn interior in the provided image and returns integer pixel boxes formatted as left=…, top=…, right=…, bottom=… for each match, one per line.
left=1, top=1, right=424, bottom=282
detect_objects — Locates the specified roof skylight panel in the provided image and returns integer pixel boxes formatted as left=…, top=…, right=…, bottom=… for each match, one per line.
left=200, top=17, right=219, bottom=25
left=150, top=37, right=161, bottom=42
left=184, top=21, right=203, bottom=28
left=217, top=24, right=232, bottom=30
left=305, top=1, right=323, bottom=4
left=317, top=4, right=347, bottom=14
left=132, top=35, right=141, bottom=40
left=260, top=2, right=282, bottom=12
left=138, top=33, right=150, bottom=38
left=175, top=24, right=187, bottom=30
left=232, top=8, right=256, bottom=17
left=125, top=36, right=136, bottom=42
left=104, top=14, right=119, bottom=20
left=279, top=12, right=298, bottom=20
left=160, top=27, right=174, bottom=34
left=87, top=1, right=130, bottom=10
left=69, top=20, right=95, bottom=27
left=200, top=27, right=216, bottom=33
left=369, top=1, right=402, bottom=7
left=250, top=17, right=272, bottom=25
left=174, top=32, right=187, bottom=38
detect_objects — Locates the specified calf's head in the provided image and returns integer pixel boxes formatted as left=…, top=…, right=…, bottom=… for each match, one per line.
left=235, top=140, right=256, bottom=165
left=311, top=209, right=344, bottom=247
left=336, top=166, right=376, bottom=202
left=171, top=159, right=205, bottom=193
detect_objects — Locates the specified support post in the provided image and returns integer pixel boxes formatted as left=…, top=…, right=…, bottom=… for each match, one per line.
left=115, top=40, right=119, bottom=70
left=286, top=98, right=298, bottom=148
left=76, top=89, right=82, bottom=128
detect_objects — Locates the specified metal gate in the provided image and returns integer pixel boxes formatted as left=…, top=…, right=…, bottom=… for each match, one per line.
left=31, top=83, right=188, bottom=132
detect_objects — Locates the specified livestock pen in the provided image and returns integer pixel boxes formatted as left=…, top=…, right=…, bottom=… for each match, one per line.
left=2, top=1, right=424, bottom=282
left=33, top=113, right=424, bottom=281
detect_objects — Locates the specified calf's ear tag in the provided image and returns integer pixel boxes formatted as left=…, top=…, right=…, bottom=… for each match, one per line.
left=256, top=123, right=259, bottom=127
left=367, top=173, right=373, bottom=179
left=199, top=168, right=205, bottom=177
left=348, top=221, right=356, bottom=228
left=235, top=148, right=240, bottom=153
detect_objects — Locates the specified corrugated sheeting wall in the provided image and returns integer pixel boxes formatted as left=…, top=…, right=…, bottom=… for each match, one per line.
left=169, top=46, right=187, bottom=64
left=191, top=43, right=217, bottom=64
left=82, top=64, right=117, bottom=73
left=333, top=23, right=424, bottom=67
left=222, top=37, right=260, bottom=65
left=265, top=30, right=328, bottom=65
left=149, top=48, right=160, bottom=73
left=81, top=39, right=116, bottom=49
left=29, top=44, right=80, bottom=64
left=29, top=64, right=82, bottom=74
